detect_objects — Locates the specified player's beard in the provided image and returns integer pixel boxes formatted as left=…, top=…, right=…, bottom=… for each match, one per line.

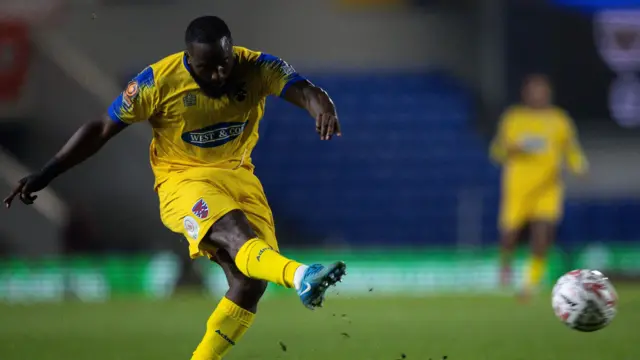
left=186, top=53, right=239, bottom=99
left=193, top=77, right=229, bottom=99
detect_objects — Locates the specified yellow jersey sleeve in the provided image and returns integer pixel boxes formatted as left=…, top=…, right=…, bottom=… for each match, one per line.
left=107, top=66, right=158, bottom=125
left=490, top=108, right=517, bottom=163
left=562, top=113, right=589, bottom=175
left=256, top=53, right=307, bottom=97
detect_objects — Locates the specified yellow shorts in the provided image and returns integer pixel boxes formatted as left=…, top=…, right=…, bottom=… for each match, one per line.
left=499, top=185, right=563, bottom=231
left=157, top=166, right=278, bottom=259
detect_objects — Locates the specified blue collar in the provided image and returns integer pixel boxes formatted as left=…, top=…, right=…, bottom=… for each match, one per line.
left=183, top=52, right=192, bottom=73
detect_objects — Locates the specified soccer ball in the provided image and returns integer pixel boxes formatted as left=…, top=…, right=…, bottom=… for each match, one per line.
left=551, top=269, right=618, bottom=332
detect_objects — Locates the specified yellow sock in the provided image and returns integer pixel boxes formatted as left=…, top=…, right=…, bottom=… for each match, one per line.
left=191, top=297, right=255, bottom=360
left=526, top=255, right=546, bottom=288
left=234, top=238, right=302, bottom=288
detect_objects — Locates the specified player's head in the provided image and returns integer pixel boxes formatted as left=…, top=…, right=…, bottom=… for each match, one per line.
left=185, top=16, right=235, bottom=92
left=522, top=74, right=552, bottom=108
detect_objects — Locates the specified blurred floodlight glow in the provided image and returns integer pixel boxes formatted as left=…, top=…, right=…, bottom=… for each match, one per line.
left=595, top=10, right=640, bottom=126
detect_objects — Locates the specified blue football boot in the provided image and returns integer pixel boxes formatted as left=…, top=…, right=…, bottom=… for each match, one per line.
left=297, top=261, right=347, bottom=310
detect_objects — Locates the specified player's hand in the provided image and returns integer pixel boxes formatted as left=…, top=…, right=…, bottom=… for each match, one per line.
left=316, top=113, right=341, bottom=140
left=3, top=173, right=52, bottom=208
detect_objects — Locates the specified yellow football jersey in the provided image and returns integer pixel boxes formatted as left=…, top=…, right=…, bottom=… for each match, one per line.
left=107, top=47, right=306, bottom=188
left=490, top=105, right=588, bottom=190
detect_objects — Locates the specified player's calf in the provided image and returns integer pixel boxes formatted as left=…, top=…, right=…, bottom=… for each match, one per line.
left=525, top=221, right=554, bottom=292
left=499, top=229, right=519, bottom=287
left=192, top=294, right=255, bottom=360
left=192, top=250, right=266, bottom=360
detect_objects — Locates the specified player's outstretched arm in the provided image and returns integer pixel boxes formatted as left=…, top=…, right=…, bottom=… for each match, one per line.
left=3, top=115, right=126, bottom=208
left=564, top=117, right=589, bottom=176
left=282, top=81, right=341, bottom=141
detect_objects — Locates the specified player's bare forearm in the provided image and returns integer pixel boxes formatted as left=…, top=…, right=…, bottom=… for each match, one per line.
left=284, top=81, right=336, bottom=118
left=490, top=142, right=522, bottom=164
left=282, top=81, right=341, bottom=140
left=41, top=115, right=125, bottom=180
left=4, top=115, right=125, bottom=208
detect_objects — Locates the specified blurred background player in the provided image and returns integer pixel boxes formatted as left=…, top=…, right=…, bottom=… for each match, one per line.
left=490, top=74, right=588, bottom=298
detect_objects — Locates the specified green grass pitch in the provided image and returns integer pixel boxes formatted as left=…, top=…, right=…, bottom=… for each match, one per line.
left=1, top=287, right=639, bottom=360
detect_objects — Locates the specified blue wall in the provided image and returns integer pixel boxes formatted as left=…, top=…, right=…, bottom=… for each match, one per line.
left=254, top=72, right=496, bottom=247
left=253, top=72, right=640, bottom=248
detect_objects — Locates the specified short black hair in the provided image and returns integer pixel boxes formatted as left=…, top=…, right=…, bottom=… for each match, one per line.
left=185, top=16, right=231, bottom=45
left=523, top=73, right=550, bottom=86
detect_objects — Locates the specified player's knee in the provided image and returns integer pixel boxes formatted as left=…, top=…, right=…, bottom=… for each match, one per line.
left=500, top=231, right=519, bottom=248
left=207, top=209, right=257, bottom=256
left=237, top=278, right=268, bottom=297
left=228, top=277, right=268, bottom=306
